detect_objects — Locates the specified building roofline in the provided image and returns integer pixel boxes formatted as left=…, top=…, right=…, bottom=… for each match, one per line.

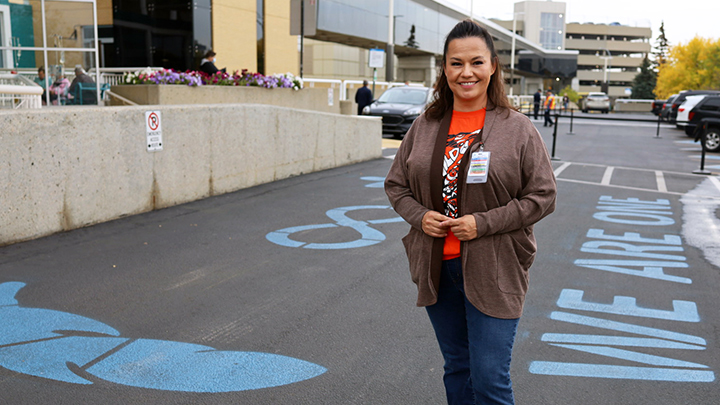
left=431, top=1, right=578, bottom=58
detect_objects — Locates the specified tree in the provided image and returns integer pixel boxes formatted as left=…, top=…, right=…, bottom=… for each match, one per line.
left=404, top=25, right=419, bottom=49
left=652, top=21, right=670, bottom=68
left=655, top=37, right=720, bottom=98
left=631, top=55, right=656, bottom=99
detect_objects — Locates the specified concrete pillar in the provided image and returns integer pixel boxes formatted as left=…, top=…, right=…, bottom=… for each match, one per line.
left=397, top=55, right=438, bottom=87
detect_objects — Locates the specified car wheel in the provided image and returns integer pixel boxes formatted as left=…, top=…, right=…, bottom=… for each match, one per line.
left=704, top=128, right=720, bottom=152
left=685, top=126, right=696, bottom=137
left=582, top=109, right=587, bottom=113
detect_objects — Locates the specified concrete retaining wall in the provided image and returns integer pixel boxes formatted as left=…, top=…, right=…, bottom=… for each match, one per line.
left=614, top=99, right=653, bottom=113
left=0, top=104, right=381, bottom=246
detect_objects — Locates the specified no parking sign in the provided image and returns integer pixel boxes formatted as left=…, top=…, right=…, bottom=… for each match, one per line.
left=145, top=111, right=163, bottom=152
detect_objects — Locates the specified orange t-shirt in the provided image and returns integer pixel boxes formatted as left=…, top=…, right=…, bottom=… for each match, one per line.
left=442, top=109, right=486, bottom=260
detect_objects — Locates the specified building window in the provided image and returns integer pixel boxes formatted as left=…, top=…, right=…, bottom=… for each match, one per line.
left=539, top=12, right=563, bottom=50
left=257, top=0, right=264, bottom=74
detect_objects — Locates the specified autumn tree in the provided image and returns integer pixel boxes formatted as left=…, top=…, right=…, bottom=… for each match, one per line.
left=631, top=55, right=656, bottom=99
left=655, top=37, right=720, bottom=98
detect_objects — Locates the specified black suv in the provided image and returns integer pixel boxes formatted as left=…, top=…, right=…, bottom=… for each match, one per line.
left=687, top=95, right=720, bottom=152
left=660, top=94, right=678, bottom=121
left=669, top=90, right=720, bottom=124
left=651, top=99, right=665, bottom=116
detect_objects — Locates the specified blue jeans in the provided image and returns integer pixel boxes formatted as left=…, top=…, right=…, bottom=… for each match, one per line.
left=426, top=258, right=519, bottom=405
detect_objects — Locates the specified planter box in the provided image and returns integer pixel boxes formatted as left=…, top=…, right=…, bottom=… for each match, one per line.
left=109, top=84, right=340, bottom=114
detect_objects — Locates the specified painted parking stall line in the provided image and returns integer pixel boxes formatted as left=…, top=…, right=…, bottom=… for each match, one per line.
left=529, top=195, right=716, bottom=382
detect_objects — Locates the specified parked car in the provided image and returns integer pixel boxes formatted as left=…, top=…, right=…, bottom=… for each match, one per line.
left=651, top=99, right=665, bottom=116
left=581, top=92, right=610, bottom=113
left=660, top=94, right=678, bottom=121
left=676, top=95, right=708, bottom=134
left=363, top=86, right=433, bottom=138
left=686, top=95, right=720, bottom=152
left=668, top=90, right=720, bottom=124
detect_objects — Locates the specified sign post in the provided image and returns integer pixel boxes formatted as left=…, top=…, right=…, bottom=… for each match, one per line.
left=368, top=48, right=385, bottom=98
left=145, top=111, right=163, bottom=152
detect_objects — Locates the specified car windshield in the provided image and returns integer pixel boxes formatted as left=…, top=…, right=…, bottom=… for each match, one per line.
left=377, top=88, right=427, bottom=104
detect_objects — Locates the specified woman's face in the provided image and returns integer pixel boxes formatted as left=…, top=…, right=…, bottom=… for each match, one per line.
left=443, top=36, right=496, bottom=112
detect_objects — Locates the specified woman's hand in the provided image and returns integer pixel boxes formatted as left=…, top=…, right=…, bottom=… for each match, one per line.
left=440, top=215, right=477, bottom=241
left=422, top=211, right=451, bottom=238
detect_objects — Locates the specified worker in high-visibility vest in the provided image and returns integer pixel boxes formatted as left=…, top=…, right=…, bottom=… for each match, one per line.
left=543, top=90, right=556, bottom=127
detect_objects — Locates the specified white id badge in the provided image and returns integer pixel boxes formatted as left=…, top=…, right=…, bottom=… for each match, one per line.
left=467, top=151, right=490, bottom=184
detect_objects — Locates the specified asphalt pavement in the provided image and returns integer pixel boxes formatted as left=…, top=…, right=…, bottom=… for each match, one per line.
left=1, top=112, right=719, bottom=404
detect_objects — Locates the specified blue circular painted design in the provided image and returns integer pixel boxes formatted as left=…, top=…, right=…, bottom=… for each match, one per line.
left=265, top=205, right=405, bottom=249
left=0, top=282, right=326, bottom=392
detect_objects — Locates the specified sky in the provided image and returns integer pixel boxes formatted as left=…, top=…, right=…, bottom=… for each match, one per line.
left=444, top=0, right=715, bottom=47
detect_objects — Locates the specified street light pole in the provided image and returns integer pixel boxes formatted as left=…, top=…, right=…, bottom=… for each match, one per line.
left=510, top=15, right=516, bottom=96
left=386, top=0, right=394, bottom=83
left=600, top=49, right=612, bottom=94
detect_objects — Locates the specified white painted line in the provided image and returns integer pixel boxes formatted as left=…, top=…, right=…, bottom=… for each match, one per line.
left=384, top=154, right=396, bottom=160
left=680, top=148, right=702, bottom=151
left=655, top=170, right=668, bottom=193
left=601, top=166, right=614, bottom=186
left=690, top=155, right=720, bottom=160
left=709, top=176, right=720, bottom=193
left=554, top=162, right=572, bottom=177
left=557, top=177, right=720, bottom=200
left=554, top=160, right=703, bottom=178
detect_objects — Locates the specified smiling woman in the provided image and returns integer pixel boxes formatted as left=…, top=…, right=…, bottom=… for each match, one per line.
left=385, top=19, right=557, bottom=405
left=444, top=36, right=496, bottom=111
left=424, top=20, right=512, bottom=121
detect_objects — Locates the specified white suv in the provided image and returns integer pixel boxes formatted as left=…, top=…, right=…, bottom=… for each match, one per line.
left=582, top=92, right=611, bottom=114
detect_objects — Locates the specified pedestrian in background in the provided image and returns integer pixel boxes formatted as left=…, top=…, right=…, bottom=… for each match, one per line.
left=34, top=66, right=47, bottom=103
left=563, top=94, right=569, bottom=112
left=533, top=88, right=541, bottom=120
left=355, top=80, right=373, bottom=115
left=49, top=73, right=70, bottom=105
left=199, top=50, right=226, bottom=75
left=544, top=89, right=556, bottom=127
left=68, top=65, right=96, bottom=105
left=385, top=19, right=557, bottom=405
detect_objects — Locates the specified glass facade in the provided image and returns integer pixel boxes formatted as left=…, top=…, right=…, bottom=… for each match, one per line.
left=111, top=0, right=212, bottom=71
left=2, top=0, right=211, bottom=71
left=257, top=0, right=264, bottom=74
left=0, top=6, right=6, bottom=67
left=518, top=51, right=576, bottom=79
left=539, top=12, right=563, bottom=50
left=317, top=0, right=457, bottom=55
left=194, top=0, right=212, bottom=61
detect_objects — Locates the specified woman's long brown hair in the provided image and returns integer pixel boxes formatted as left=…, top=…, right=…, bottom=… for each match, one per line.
left=425, top=19, right=512, bottom=121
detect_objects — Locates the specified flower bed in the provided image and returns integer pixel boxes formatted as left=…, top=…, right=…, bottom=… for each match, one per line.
left=110, top=71, right=339, bottom=114
left=122, top=69, right=302, bottom=90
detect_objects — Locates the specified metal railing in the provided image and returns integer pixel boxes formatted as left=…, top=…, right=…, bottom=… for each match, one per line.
left=0, top=74, right=43, bottom=109
left=302, top=78, right=424, bottom=101
left=537, top=108, right=715, bottom=175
